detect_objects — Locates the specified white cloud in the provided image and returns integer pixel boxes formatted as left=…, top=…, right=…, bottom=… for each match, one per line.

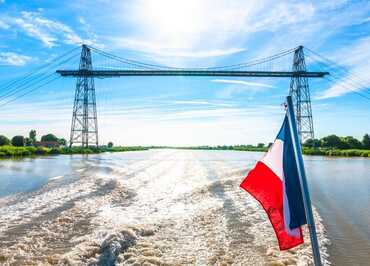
left=63, top=0, right=370, bottom=68
left=316, top=36, right=370, bottom=99
left=363, top=17, right=370, bottom=23
left=0, top=20, right=9, bottom=29
left=78, top=16, right=100, bottom=47
left=109, top=37, right=244, bottom=58
left=3, top=11, right=96, bottom=48
left=171, top=100, right=234, bottom=107
left=13, top=11, right=83, bottom=47
left=0, top=100, right=284, bottom=146
left=245, top=2, right=315, bottom=33
left=103, top=102, right=283, bottom=146
left=172, top=100, right=213, bottom=105
left=0, top=52, right=32, bottom=66
left=212, top=79, right=275, bottom=98
left=1, top=0, right=370, bottom=144
left=212, top=79, right=274, bottom=88
left=153, top=106, right=280, bottom=121
left=107, top=0, right=316, bottom=60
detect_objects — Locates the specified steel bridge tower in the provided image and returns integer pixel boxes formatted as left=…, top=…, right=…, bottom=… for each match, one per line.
left=60, top=44, right=324, bottom=146
left=69, top=45, right=98, bottom=147
left=289, top=46, right=314, bottom=143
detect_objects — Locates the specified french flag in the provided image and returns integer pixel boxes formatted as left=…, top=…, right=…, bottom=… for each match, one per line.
left=240, top=114, right=307, bottom=250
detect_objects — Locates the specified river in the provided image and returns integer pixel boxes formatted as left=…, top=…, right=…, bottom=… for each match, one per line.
left=0, top=150, right=368, bottom=265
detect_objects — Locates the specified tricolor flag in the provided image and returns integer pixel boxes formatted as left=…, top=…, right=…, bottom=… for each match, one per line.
left=240, top=114, right=307, bottom=250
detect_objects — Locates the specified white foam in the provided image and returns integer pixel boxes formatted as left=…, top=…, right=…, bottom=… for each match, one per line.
left=0, top=150, right=331, bottom=265
left=49, top=175, right=63, bottom=181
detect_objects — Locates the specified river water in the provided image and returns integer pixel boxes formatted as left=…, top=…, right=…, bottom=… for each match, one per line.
left=0, top=149, right=368, bottom=265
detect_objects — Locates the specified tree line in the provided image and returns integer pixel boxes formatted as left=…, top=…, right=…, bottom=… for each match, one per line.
left=0, top=130, right=66, bottom=147
left=303, top=134, right=370, bottom=149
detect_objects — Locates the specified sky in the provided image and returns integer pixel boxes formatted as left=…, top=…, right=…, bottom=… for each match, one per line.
left=0, top=0, right=370, bottom=146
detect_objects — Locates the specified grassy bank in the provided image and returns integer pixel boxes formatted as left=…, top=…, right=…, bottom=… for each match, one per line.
left=176, top=145, right=268, bottom=152
left=0, top=145, right=148, bottom=158
left=177, top=145, right=370, bottom=157
left=2, top=145, right=370, bottom=158
left=302, top=147, right=370, bottom=157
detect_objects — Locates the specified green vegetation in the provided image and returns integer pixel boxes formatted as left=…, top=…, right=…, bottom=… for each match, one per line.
left=2, top=129, right=370, bottom=159
left=177, top=134, right=370, bottom=158
left=177, top=145, right=268, bottom=152
left=308, top=135, right=364, bottom=149
left=11, top=136, right=25, bottom=147
left=0, top=129, right=147, bottom=159
left=300, top=134, right=370, bottom=157
left=0, top=145, right=148, bottom=158
left=40, top=133, right=58, bottom=142
left=0, top=135, right=10, bottom=146
left=29, top=130, right=36, bottom=145
left=302, top=147, right=370, bottom=157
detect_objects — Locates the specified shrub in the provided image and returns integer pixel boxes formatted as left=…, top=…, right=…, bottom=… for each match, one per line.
left=303, top=138, right=321, bottom=148
left=0, top=135, right=10, bottom=146
left=20, top=150, right=31, bottom=156
left=58, top=138, right=67, bottom=146
left=35, top=147, right=49, bottom=155
left=362, top=134, right=370, bottom=149
left=49, top=148, right=60, bottom=154
left=11, top=136, right=24, bottom=147
left=82, top=148, right=93, bottom=154
left=41, top=134, right=58, bottom=142
left=26, top=146, right=36, bottom=153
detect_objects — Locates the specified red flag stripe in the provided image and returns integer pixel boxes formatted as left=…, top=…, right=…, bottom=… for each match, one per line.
left=240, top=161, right=303, bottom=250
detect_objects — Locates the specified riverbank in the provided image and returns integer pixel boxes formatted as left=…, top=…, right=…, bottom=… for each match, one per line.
left=0, top=145, right=148, bottom=158
left=176, top=146, right=370, bottom=157
left=2, top=144, right=370, bottom=159
left=302, top=147, right=370, bottom=157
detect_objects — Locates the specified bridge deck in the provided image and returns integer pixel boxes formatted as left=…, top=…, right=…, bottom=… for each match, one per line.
left=56, top=70, right=329, bottom=78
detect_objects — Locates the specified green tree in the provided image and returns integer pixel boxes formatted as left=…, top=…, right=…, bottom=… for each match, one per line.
left=107, top=142, right=113, bottom=148
left=41, top=134, right=58, bottom=142
left=320, top=135, right=345, bottom=149
left=342, top=136, right=362, bottom=149
left=11, top=135, right=25, bottom=147
left=25, top=137, right=33, bottom=146
left=58, top=138, right=67, bottom=146
left=29, top=130, right=36, bottom=144
left=362, top=134, right=370, bottom=149
left=0, top=135, right=10, bottom=146
left=257, top=143, right=265, bottom=148
left=304, top=138, right=321, bottom=148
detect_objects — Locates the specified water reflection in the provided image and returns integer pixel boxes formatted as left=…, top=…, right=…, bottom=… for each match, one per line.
left=305, top=157, right=370, bottom=266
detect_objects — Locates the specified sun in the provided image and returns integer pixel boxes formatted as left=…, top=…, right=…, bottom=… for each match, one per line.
left=132, top=0, right=207, bottom=49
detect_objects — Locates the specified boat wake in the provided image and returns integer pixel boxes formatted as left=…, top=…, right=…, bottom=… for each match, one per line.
left=0, top=150, right=330, bottom=265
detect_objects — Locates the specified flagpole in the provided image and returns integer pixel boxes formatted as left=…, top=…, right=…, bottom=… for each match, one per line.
left=286, top=96, right=322, bottom=266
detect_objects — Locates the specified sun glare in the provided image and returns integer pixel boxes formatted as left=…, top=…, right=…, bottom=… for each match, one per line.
left=135, top=0, right=206, bottom=49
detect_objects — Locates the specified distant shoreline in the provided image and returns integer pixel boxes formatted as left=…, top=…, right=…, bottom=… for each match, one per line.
left=173, top=146, right=370, bottom=158
left=0, top=145, right=148, bottom=159
left=1, top=145, right=370, bottom=159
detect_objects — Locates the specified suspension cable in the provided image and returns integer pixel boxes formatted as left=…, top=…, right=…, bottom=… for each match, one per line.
left=0, top=46, right=80, bottom=92
left=0, top=52, right=80, bottom=102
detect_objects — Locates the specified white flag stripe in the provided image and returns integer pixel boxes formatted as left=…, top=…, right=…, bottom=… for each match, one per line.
left=261, top=139, right=284, bottom=181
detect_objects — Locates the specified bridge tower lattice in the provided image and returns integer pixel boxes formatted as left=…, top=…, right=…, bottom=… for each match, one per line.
left=69, top=45, right=98, bottom=147
left=289, top=46, right=314, bottom=143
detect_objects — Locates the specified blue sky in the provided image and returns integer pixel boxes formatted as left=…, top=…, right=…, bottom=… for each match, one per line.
left=0, top=0, right=370, bottom=146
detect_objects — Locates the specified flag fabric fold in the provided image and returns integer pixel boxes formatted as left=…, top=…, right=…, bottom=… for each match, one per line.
left=240, top=115, right=307, bottom=250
